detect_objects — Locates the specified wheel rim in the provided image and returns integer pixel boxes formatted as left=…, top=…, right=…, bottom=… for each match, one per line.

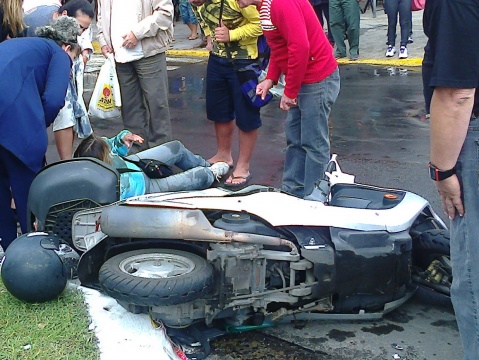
left=118, top=253, right=196, bottom=279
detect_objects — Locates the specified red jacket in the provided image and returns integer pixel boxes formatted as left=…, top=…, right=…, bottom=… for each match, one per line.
left=259, top=0, right=337, bottom=99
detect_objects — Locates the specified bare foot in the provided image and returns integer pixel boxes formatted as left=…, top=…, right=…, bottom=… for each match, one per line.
left=208, top=155, right=233, bottom=168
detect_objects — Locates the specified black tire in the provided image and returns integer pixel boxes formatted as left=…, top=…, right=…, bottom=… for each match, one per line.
left=99, top=248, right=214, bottom=306
left=412, top=229, right=452, bottom=305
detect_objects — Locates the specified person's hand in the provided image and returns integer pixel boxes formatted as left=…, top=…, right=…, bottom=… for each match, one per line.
left=122, top=32, right=139, bottom=49
left=214, top=20, right=230, bottom=43
left=122, top=133, right=144, bottom=148
left=205, top=36, right=213, bottom=51
left=435, top=174, right=464, bottom=219
left=280, top=94, right=298, bottom=111
left=101, top=44, right=113, bottom=58
left=81, top=49, right=90, bottom=66
left=256, top=79, right=274, bottom=100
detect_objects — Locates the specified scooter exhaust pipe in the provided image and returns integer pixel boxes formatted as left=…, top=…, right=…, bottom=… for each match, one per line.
left=100, top=205, right=298, bottom=255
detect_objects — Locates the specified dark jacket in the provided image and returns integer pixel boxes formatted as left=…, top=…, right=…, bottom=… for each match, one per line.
left=0, top=37, right=71, bottom=171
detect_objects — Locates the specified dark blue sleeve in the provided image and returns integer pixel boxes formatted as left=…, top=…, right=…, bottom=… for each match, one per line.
left=42, top=50, right=71, bottom=127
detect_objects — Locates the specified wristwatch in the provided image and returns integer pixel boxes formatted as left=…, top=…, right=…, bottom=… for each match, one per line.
left=428, top=162, right=456, bottom=181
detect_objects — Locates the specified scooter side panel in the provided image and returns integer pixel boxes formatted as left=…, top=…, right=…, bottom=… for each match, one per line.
left=123, top=191, right=429, bottom=233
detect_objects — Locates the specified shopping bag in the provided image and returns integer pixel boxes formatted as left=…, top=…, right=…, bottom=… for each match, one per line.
left=88, top=54, right=122, bottom=119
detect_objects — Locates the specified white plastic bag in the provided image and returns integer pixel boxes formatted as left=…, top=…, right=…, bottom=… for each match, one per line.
left=88, top=54, right=122, bottom=119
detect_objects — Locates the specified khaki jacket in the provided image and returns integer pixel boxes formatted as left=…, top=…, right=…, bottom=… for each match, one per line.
left=97, top=0, right=174, bottom=58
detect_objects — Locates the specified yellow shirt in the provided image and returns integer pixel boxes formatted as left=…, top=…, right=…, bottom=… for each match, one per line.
left=193, top=0, right=262, bottom=59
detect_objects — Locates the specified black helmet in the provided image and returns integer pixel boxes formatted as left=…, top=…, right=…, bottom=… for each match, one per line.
left=1, top=232, right=68, bottom=303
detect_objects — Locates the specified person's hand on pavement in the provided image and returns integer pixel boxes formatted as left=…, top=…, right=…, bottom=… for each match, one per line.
left=256, top=79, right=274, bottom=100
left=122, top=32, right=139, bottom=48
left=436, top=174, right=464, bottom=219
left=280, top=94, right=298, bottom=111
left=122, top=133, right=144, bottom=148
left=214, top=20, right=230, bottom=43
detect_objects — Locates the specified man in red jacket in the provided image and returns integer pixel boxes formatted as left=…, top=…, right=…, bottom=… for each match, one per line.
left=237, top=0, right=340, bottom=198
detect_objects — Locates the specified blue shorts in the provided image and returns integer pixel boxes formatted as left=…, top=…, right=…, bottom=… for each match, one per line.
left=179, top=0, right=198, bottom=25
left=206, top=55, right=262, bottom=132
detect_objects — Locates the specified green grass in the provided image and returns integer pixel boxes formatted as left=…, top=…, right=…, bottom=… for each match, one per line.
left=0, top=280, right=99, bottom=360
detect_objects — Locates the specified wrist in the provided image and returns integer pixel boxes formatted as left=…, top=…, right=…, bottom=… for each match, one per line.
left=428, top=162, right=456, bottom=181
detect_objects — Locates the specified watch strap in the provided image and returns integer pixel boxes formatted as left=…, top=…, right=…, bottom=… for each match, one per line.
left=428, top=162, right=456, bottom=181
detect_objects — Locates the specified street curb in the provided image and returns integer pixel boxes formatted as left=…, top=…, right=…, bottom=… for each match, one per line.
left=92, top=41, right=423, bottom=66
left=336, top=58, right=423, bottom=67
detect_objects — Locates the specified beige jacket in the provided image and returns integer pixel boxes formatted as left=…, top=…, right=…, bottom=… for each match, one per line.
left=97, top=0, right=174, bottom=59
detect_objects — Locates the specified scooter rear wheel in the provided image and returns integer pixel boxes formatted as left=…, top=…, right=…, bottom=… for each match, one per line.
left=99, top=248, right=214, bottom=306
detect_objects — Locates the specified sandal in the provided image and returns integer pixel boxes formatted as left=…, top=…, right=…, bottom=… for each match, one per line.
left=223, top=174, right=252, bottom=190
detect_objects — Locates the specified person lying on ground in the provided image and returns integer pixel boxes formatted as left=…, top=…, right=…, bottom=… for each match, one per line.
left=73, top=130, right=230, bottom=200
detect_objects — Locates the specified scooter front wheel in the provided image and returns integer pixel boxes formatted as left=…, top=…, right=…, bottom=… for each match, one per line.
left=99, top=248, right=214, bottom=306
left=412, top=229, right=451, bottom=305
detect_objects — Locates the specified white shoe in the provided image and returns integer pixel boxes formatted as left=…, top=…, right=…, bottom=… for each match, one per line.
left=399, top=46, right=408, bottom=59
left=385, top=46, right=396, bottom=57
left=209, top=162, right=230, bottom=181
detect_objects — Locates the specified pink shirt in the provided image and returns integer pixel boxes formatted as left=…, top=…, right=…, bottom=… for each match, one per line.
left=259, top=0, right=337, bottom=99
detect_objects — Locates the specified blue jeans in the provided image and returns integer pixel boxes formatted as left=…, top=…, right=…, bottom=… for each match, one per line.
left=384, top=0, right=411, bottom=47
left=282, top=68, right=340, bottom=198
left=450, top=118, right=479, bottom=360
left=132, top=140, right=214, bottom=193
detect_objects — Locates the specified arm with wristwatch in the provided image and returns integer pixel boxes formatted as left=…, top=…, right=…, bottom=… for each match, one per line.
left=428, top=86, right=475, bottom=219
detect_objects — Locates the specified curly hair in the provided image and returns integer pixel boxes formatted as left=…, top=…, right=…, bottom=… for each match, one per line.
left=1, top=0, right=26, bottom=37
left=35, top=15, right=81, bottom=46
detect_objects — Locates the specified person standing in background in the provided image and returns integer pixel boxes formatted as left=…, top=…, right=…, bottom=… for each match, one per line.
left=0, top=16, right=80, bottom=251
left=309, top=0, right=334, bottom=45
left=384, top=0, right=411, bottom=59
left=179, top=0, right=199, bottom=40
left=1, top=0, right=26, bottom=42
left=23, top=0, right=94, bottom=64
left=422, top=0, right=479, bottom=357
left=236, top=0, right=340, bottom=198
left=97, top=0, right=174, bottom=153
left=329, top=0, right=360, bottom=60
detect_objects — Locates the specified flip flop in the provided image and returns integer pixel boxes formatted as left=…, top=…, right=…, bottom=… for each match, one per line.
left=188, top=35, right=198, bottom=40
left=223, top=174, right=252, bottom=190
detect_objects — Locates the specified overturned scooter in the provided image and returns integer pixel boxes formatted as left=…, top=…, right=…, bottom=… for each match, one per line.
left=28, top=155, right=451, bottom=328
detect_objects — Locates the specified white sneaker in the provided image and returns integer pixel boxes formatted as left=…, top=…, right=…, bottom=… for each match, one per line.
left=209, top=162, right=229, bottom=181
left=399, top=46, right=408, bottom=59
left=385, top=46, right=396, bottom=57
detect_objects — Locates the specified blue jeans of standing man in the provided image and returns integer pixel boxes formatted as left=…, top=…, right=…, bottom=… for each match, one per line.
left=450, top=118, right=479, bottom=360
left=384, top=0, right=411, bottom=47
left=282, top=68, right=340, bottom=198
left=132, top=140, right=214, bottom=194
